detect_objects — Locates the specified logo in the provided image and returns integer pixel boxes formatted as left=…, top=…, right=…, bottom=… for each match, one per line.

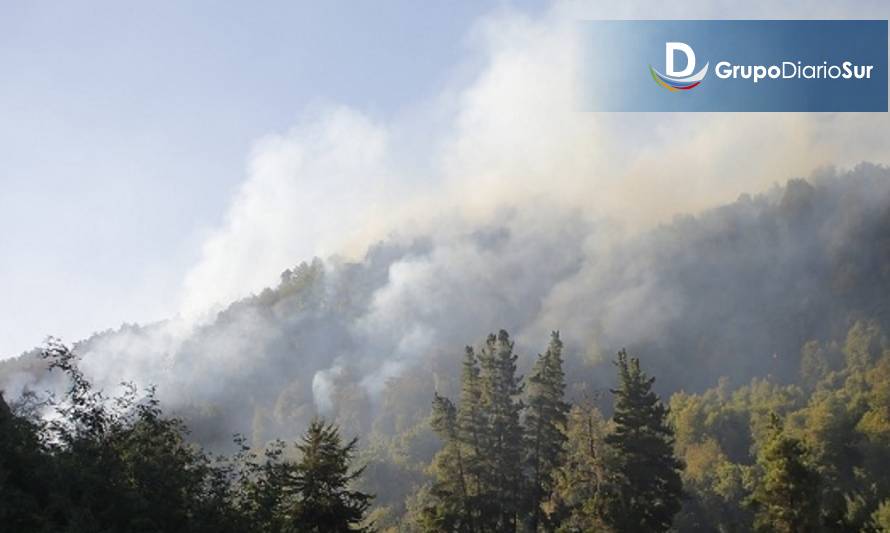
left=582, top=21, right=887, bottom=111
left=649, top=42, right=709, bottom=92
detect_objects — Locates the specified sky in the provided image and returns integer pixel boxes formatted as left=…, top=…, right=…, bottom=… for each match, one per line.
left=2, top=0, right=890, bottom=360
left=0, top=1, right=545, bottom=358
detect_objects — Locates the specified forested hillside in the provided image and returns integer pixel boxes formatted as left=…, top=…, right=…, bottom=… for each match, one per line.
left=6, top=320, right=890, bottom=531
left=4, top=164, right=890, bottom=530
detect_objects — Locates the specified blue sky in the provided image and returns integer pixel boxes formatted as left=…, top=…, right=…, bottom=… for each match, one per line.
left=0, top=1, right=545, bottom=357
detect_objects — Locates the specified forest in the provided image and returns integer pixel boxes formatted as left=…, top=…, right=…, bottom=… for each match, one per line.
left=5, top=319, right=890, bottom=531
left=5, top=166, right=890, bottom=531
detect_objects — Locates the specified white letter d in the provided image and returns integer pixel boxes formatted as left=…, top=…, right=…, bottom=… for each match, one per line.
left=666, top=42, right=695, bottom=77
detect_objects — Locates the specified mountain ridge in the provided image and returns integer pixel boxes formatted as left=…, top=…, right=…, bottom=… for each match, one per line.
left=3, top=162, right=890, bottom=451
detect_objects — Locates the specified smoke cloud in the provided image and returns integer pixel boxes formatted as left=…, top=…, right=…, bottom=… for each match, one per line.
left=4, top=1, right=890, bottom=447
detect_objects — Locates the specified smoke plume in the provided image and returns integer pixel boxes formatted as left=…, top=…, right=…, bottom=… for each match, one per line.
left=4, top=1, right=890, bottom=448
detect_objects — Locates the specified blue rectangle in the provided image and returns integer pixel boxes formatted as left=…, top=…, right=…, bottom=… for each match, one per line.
left=581, top=20, right=888, bottom=112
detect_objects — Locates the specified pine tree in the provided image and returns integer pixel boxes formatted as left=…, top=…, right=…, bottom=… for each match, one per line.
left=457, top=346, right=488, bottom=531
left=424, top=347, right=487, bottom=532
left=751, top=413, right=821, bottom=533
left=286, top=419, right=372, bottom=532
left=602, top=350, right=683, bottom=533
left=426, top=393, right=472, bottom=531
left=524, top=331, right=570, bottom=531
left=426, top=338, right=527, bottom=533
left=475, top=330, right=526, bottom=531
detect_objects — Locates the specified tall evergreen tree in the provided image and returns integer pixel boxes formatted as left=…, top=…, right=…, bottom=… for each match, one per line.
left=751, top=413, right=821, bottom=533
left=602, top=350, right=683, bottom=533
left=477, top=330, right=526, bottom=531
left=286, top=419, right=372, bottom=532
left=424, top=347, right=488, bottom=532
left=525, top=331, right=570, bottom=531
left=457, top=346, right=488, bottom=531
left=426, top=393, right=472, bottom=532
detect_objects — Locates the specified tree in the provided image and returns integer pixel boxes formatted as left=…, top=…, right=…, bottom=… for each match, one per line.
left=800, top=392, right=863, bottom=530
left=524, top=331, right=570, bottom=531
left=551, top=400, right=611, bottom=533
left=423, top=346, right=492, bottom=532
left=285, top=418, right=373, bottom=532
left=872, top=499, right=890, bottom=532
left=424, top=393, right=472, bottom=531
left=456, top=346, right=488, bottom=530
left=673, top=438, right=753, bottom=533
left=233, top=437, right=290, bottom=533
left=0, top=340, right=386, bottom=533
left=424, top=332, right=527, bottom=532
left=0, top=393, right=54, bottom=532
left=477, top=330, right=526, bottom=531
left=31, top=339, right=249, bottom=533
left=601, top=350, right=684, bottom=533
left=751, top=413, right=821, bottom=533
left=843, top=320, right=883, bottom=371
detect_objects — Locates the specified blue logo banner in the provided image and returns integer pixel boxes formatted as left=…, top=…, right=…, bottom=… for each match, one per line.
left=581, top=20, right=888, bottom=112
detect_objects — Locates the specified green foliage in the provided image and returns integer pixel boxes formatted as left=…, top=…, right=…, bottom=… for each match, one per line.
left=424, top=393, right=471, bottom=531
left=524, top=331, right=570, bottom=531
left=750, top=413, right=822, bottom=533
left=800, top=340, right=844, bottom=391
left=477, top=330, right=526, bottom=530
left=599, top=350, right=684, bottom=533
left=673, top=438, right=754, bottom=532
left=872, top=500, right=890, bottom=532
left=551, top=402, right=611, bottom=533
left=287, top=419, right=372, bottom=532
left=14, top=311, right=890, bottom=533
left=844, top=320, right=884, bottom=371
left=424, top=331, right=527, bottom=531
left=666, top=320, right=890, bottom=532
left=0, top=340, right=372, bottom=533
left=0, top=392, right=54, bottom=531
left=9, top=339, right=250, bottom=533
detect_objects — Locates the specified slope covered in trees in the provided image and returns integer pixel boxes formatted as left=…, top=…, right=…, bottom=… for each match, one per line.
left=397, top=320, right=890, bottom=531
left=4, top=165, right=890, bottom=530
left=669, top=317, right=890, bottom=532
left=15, top=322, right=890, bottom=531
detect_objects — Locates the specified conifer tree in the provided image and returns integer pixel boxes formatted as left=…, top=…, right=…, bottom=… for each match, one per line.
left=602, top=350, right=683, bottom=533
left=424, top=347, right=486, bottom=532
left=524, top=331, right=570, bottom=531
left=476, top=330, right=526, bottom=531
left=426, top=393, right=472, bottom=531
left=286, top=419, right=372, bottom=532
left=751, top=413, right=821, bottom=533
left=457, top=346, right=488, bottom=530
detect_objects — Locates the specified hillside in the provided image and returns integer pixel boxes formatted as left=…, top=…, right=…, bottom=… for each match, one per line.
left=3, top=163, right=890, bottom=450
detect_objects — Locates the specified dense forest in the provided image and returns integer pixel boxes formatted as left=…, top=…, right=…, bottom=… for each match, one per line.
left=5, top=164, right=890, bottom=530
left=6, top=320, right=890, bottom=531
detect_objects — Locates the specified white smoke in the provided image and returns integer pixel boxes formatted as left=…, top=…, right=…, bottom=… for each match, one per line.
left=312, top=363, right=344, bottom=414
left=8, top=0, right=890, bottom=436
left=180, top=107, right=400, bottom=318
left=181, top=1, right=890, bottom=323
